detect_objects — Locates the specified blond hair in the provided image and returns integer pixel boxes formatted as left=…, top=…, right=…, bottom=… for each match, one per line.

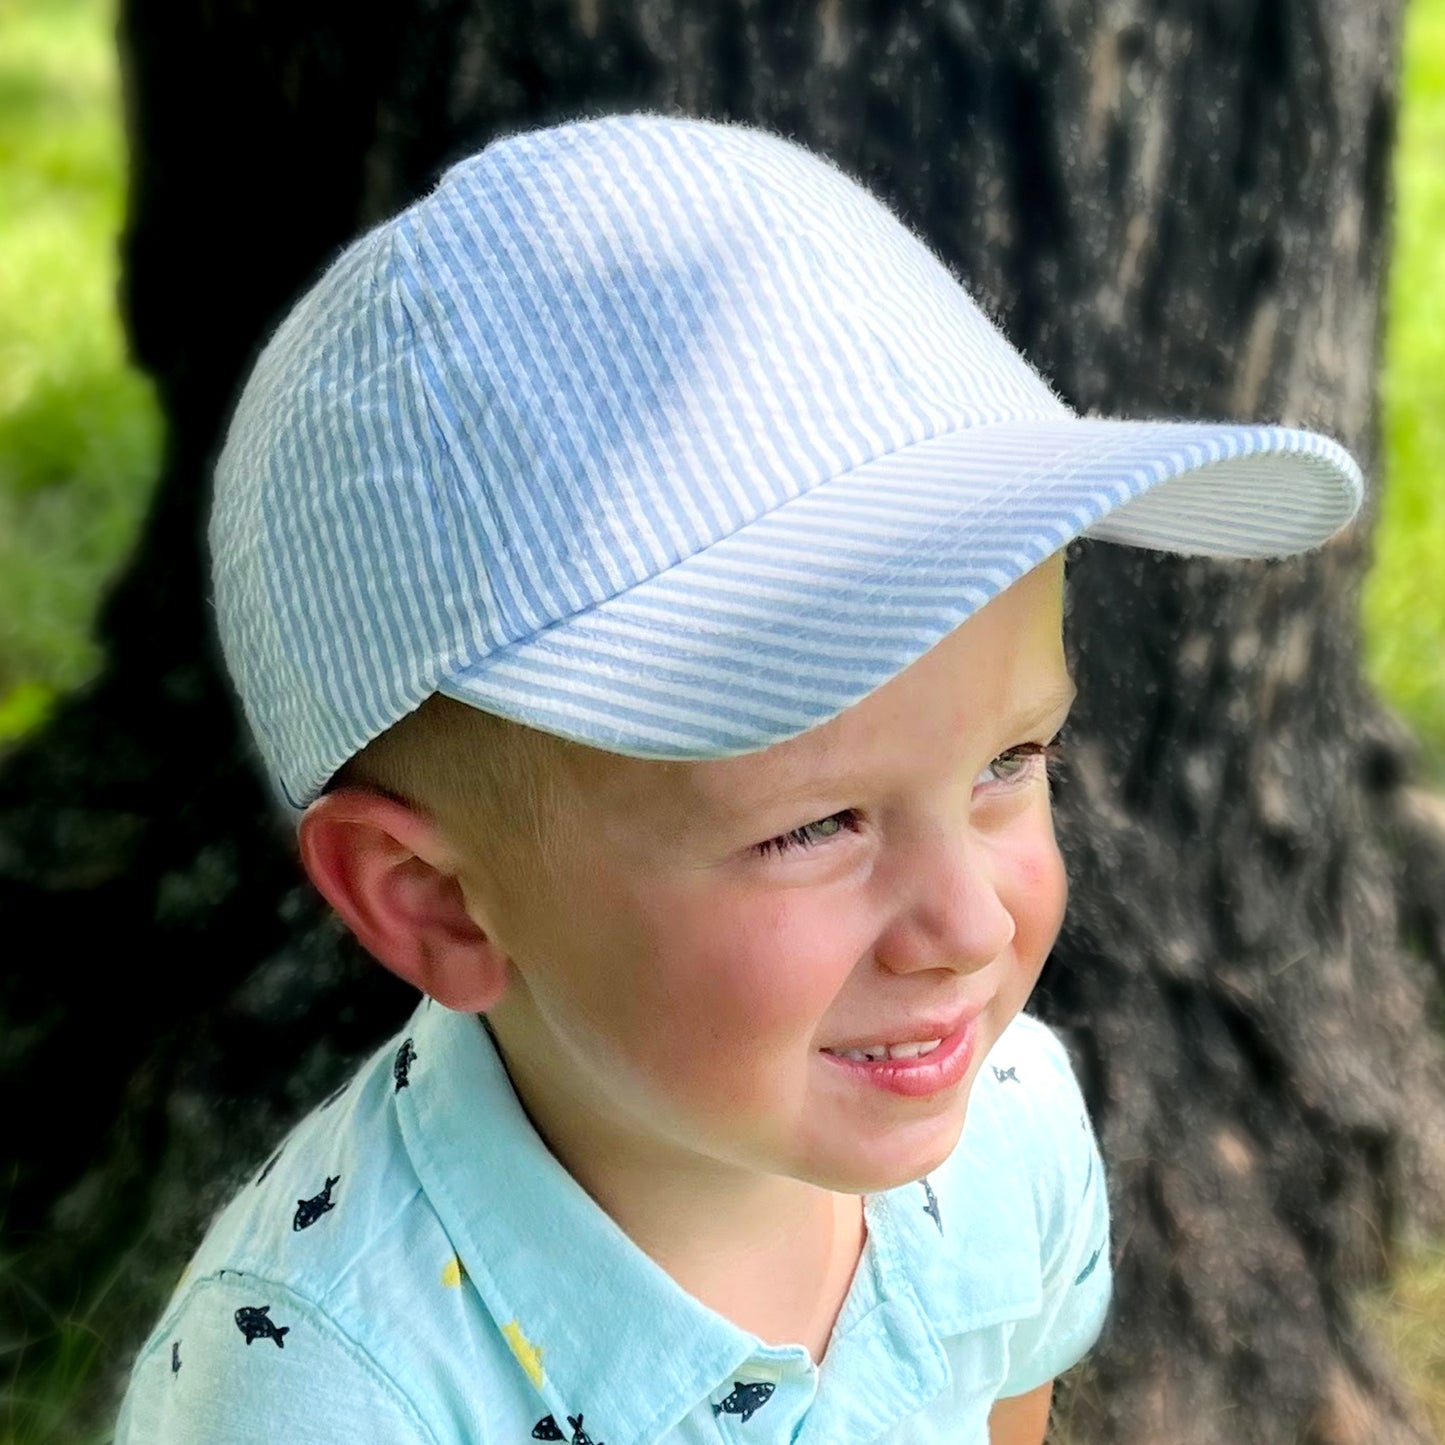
left=332, top=695, right=574, bottom=877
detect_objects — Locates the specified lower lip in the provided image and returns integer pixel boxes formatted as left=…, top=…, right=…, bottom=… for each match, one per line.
left=820, top=1020, right=979, bottom=1098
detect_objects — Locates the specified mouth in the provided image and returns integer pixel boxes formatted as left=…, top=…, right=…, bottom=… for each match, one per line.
left=819, top=1014, right=982, bottom=1098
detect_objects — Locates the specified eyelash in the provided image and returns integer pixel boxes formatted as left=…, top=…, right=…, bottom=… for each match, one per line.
left=752, top=739, right=1065, bottom=858
left=989, top=738, right=1065, bottom=786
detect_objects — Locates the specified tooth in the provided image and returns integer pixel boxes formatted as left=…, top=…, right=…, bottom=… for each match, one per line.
left=828, top=1040, right=944, bottom=1062
left=887, top=1039, right=945, bottom=1060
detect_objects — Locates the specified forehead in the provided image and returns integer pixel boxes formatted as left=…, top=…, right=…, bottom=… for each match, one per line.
left=553, top=557, right=1070, bottom=833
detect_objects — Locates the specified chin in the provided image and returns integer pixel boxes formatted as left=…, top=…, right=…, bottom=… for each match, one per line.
left=804, top=1110, right=972, bottom=1196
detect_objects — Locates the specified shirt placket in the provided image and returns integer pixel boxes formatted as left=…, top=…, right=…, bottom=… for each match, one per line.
left=704, top=1344, right=815, bottom=1443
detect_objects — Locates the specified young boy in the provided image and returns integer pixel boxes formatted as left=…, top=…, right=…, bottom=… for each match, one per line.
left=116, top=114, right=1362, bottom=1444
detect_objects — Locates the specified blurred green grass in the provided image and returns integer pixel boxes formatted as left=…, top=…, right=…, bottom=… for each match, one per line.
left=0, top=0, right=161, bottom=743
left=1359, top=1238, right=1445, bottom=1441
left=0, top=0, right=1443, bottom=1440
left=1365, top=0, right=1445, bottom=777
left=0, top=1278, right=114, bottom=1445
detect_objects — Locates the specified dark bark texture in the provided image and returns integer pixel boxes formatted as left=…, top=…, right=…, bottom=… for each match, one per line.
left=3, top=1, right=1444, bottom=1441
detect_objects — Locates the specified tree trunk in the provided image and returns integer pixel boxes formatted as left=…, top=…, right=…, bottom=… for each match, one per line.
left=3, top=2, right=1443, bottom=1440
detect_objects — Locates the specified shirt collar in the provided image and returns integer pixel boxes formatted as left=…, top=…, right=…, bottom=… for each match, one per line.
left=880, top=1066, right=1043, bottom=1336
left=397, top=1001, right=757, bottom=1445
left=397, top=1002, right=1042, bottom=1444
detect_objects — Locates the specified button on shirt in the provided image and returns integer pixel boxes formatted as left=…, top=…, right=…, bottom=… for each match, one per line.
left=117, top=1003, right=1111, bottom=1444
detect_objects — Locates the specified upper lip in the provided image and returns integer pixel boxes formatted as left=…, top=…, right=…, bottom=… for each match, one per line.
left=821, top=1007, right=983, bottom=1052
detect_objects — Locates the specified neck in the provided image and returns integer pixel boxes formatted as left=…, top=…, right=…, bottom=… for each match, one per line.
left=488, top=1025, right=866, bottom=1360
left=598, top=1166, right=867, bottom=1362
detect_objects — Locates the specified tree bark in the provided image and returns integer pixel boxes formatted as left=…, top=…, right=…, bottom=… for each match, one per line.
left=2, top=2, right=1443, bottom=1441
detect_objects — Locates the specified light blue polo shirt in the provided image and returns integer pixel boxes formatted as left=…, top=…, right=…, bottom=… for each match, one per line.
left=117, top=1002, right=1110, bottom=1443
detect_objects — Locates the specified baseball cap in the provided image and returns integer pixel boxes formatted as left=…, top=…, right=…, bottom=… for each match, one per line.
left=210, top=113, right=1364, bottom=809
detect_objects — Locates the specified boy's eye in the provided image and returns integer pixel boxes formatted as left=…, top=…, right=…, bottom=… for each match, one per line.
left=754, top=809, right=860, bottom=858
left=977, top=740, right=1063, bottom=789
left=753, top=738, right=1064, bottom=857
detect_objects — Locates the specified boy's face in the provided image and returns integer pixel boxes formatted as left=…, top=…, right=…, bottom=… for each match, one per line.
left=469, top=556, right=1072, bottom=1197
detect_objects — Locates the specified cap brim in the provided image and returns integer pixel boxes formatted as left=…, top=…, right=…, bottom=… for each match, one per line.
left=438, top=418, right=1363, bottom=758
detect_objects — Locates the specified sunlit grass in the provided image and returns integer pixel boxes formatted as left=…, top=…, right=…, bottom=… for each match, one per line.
left=0, top=1188, right=127, bottom=1445
left=0, top=1316, right=112, bottom=1445
left=1364, top=0, right=1445, bottom=777
left=1359, top=1239, right=1445, bottom=1440
left=0, top=0, right=162, bottom=741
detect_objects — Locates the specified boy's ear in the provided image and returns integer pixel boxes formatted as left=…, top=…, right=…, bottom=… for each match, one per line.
left=298, top=788, right=512, bottom=1013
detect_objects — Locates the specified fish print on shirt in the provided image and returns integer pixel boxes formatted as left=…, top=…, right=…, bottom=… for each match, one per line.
left=170, top=1341, right=181, bottom=1375
left=529, top=1410, right=603, bottom=1443
left=293, top=1174, right=340, bottom=1231
left=394, top=1037, right=417, bottom=1091
left=992, top=1065, right=1018, bottom=1084
left=1074, top=1246, right=1103, bottom=1286
left=713, top=1381, right=775, bottom=1422
left=234, top=1305, right=289, bottom=1347
left=921, top=1176, right=943, bottom=1233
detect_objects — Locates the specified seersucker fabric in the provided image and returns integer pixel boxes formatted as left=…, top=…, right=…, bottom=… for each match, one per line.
left=208, top=113, right=1364, bottom=809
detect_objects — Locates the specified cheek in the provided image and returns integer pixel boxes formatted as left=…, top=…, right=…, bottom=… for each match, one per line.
left=1002, top=824, right=1069, bottom=968
left=632, top=887, right=865, bottom=1065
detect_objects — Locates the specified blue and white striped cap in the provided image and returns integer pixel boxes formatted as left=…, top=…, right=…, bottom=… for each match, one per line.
left=211, top=113, right=1364, bottom=809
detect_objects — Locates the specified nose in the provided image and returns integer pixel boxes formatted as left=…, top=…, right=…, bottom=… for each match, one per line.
left=874, top=825, right=1016, bottom=976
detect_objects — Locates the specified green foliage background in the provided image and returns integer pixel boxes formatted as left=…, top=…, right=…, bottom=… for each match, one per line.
left=0, top=0, right=160, bottom=743
left=0, top=0, right=1441, bottom=1437
left=1366, top=0, right=1445, bottom=779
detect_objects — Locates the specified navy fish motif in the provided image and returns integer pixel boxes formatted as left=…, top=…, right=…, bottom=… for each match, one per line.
left=254, top=1148, right=283, bottom=1186
left=394, top=1038, right=417, bottom=1091
left=567, top=1413, right=602, bottom=1444
left=293, top=1174, right=340, bottom=1231
left=713, top=1381, right=775, bottom=1422
left=532, top=1417, right=565, bottom=1441
left=170, top=1341, right=181, bottom=1375
left=1074, top=1245, right=1103, bottom=1286
left=992, top=1065, right=1018, bottom=1084
left=921, top=1176, right=942, bottom=1232
left=234, top=1305, right=289, bottom=1347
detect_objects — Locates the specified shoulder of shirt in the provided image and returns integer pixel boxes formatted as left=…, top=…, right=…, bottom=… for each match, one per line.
left=982, top=1012, right=1087, bottom=1111
left=130, top=1025, right=431, bottom=1379
left=934, top=1012, right=1099, bottom=1228
left=119, top=1267, right=445, bottom=1444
